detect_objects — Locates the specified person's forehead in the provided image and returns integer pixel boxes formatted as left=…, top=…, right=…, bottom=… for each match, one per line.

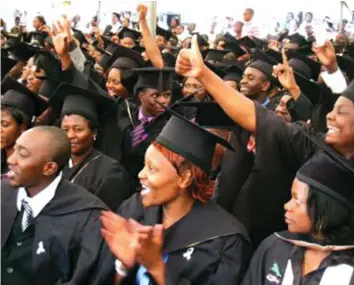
left=335, top=96, right=354, bottom=109
left=244, top=67, right=263, bottom=78
left=17, top=129, right=49, bottom=151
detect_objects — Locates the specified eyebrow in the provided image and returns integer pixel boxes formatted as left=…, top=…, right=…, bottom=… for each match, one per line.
left=15, top=144, right=31, bottom=155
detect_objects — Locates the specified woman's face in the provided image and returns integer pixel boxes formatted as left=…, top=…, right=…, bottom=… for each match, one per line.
left=138, top=145, right=182, bottom=207
left=325, top=96, right=354, bottom=152
left=171, top=18, right=177, bottom=27
left=216, top=40, right=225, bottom=50
left=275, top=95, right=292, bottom=123
left=182, top=77, right=206, bottom=101
left=155, top=35, right=166, bottom=48
left=26, top=65, right=44, bottom=93
left=106, top=68, right=127, bottom=98
left=61, top=114, right=95, bottom=156
left=284, top=178, right=312, bottom=234
left=1, top=110, right=25, bottom=150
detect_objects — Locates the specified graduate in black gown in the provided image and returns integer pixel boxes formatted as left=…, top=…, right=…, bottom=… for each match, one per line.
left=94, top=106, right=252, bottom=285
left=49, top=83, right=133, bottom=211
left=1, top=76, right=47, bottom=176
left=120, top=67, right=175, bottom=187
left=242, top=151, right=354, bottom=285
left=1, top=126, right=107, bottom=285
left=174, top=36, right=354, bottom=247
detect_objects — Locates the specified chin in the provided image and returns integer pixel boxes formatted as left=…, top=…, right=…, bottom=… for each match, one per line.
left=324, top=134, right=338, bottom=146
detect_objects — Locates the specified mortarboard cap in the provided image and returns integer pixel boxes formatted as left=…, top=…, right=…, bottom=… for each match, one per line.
left=110, top=44, right=145, bottom=69
left=37, top=76, right=61, bottom=99
left=286, top=49, right=322, bottom=81
left=1, top=75, right=47, bottom=118
left=342, top=79, right=354, bottom=103
left=133, top=67, right=174, bottom=95
left=297, top=151, right=354, bottom=210
left=34, top=51, right=62, bottom=80
left=118, top=27, right=141, bottom=41
left=265, top=49, right=282, bottom=63
left=156, top=26, right=173, bottom=42
left=177, top=101, right=235, bottom=129
left=203, top=49, right=229, bottom=62
left=292, top=72, right=320, bottom=105
left=248, top=60, right=273, bottom=80
left=27, top=31, right=49, bottom=47
left=238, top=36, right=265, bottom=50
left=223, top=42, right=246, bottom=58
left=49, top=82, right=114, bottom=125
left=288, top=33, right=309, bottom=47
left=223, top=63, right=245, bottom=82
left=4, top=41, right=36, bottom=62
left=1, top=55, right=18, bottom=80
left=162, top=53, right=176, bottom=68
left=205, top=61, right=226, bottom=78
left=251, top=48, right=279, bottom=65
left=289, top=58, right=312, bottom=79
left=155, top=104, right=234, bottom=174
left=72, top=28, right=88, bottom=46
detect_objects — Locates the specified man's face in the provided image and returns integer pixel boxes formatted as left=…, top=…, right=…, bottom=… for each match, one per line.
left=6, top=129, right=53, bottom=188
left=275, top=95, right=292, bottom=123
left=112, top=14, right=118, bottom=25
left=305, top=13, right=313, bottom=23
left=240, top=67, right=270, bottom=98
left=33, top=18, right=41, bottom=29
left=243, top=9, right=253, bottom=22
left=234, top=22, right=243, bottom=35
left=139, top=88, right=172, bottom=117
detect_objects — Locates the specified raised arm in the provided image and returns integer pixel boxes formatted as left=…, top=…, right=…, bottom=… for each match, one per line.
left=175, top=36, right=256, bottom=132
left=137, top=4, right=164, bottom=68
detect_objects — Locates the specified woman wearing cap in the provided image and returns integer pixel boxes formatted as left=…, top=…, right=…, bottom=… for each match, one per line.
left=50, top=83, right=133, bottom=211
left=175, top=37, right=354, bottom=246
left=242, top=152, right=354, bottom=285
left=1, top=76, right=47, bottom=177
left=95, top=109, right=252, bottom=285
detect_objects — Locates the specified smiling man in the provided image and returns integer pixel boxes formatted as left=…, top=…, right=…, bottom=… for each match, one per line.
left=1, top=126, right=107, bottom=285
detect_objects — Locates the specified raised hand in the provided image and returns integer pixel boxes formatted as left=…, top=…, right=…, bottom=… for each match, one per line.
left=137, top=4, right=148, bottom=21
left=272, top=49, right=298, bottom=91
left=312, top=40, right=337, bottom=72
left=100, top=212, right=141, bottom=269
left=175, top=35, right=204, bottom=78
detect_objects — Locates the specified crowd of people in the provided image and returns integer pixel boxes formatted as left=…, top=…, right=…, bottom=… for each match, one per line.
left=1, top=3, right=354, bottom=285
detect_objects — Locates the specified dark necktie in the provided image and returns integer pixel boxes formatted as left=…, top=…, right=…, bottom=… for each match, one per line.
left=131, top=117, right=149, bottom=148
left=21, top=199, right=33, bottom=232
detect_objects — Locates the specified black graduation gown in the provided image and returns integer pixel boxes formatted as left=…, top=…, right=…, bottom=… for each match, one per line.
left=92, top=193, right=253, bottom=285
left=62, top=149, right=133, bottom=211
left=1, top=149, right=9, bottom=176
left=1, top=179, right=108, bottom=285
left=216, top=103, right=318, bottom=246
left=241, top=231, right=354, bottom=285
left=121, top=110, right=169, bottom=187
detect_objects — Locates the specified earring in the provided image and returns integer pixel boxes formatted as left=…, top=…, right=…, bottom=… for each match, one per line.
left=93, top=135, right=96, bottom=141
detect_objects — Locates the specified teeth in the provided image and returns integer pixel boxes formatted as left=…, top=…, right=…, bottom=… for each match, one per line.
left=7, top=170, right=15, bottom=178
left=140, top=185, right=151, bottom=196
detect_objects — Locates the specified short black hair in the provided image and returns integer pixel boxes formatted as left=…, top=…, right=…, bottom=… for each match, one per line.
left=1, top=105, right=31, bottom=129
left=35, top=16, right=46, bottom=26
left=33, top=126, right=71, bottom=173
left=59, top=113, right=99, bottom=132
left=307, top=186, right=354, bottom=245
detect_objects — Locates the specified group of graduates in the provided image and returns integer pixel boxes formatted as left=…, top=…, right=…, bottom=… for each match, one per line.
left=1, top=3, right=354, bottom=285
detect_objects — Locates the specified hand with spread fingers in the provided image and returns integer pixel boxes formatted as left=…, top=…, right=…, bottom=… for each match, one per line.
left=312, top=40, right=337, bottom=72
left=137, top=4, right=148, bottom=21
left=175, top=35, right=205, bottom=79
left=100, top=211, right=142, bottom=269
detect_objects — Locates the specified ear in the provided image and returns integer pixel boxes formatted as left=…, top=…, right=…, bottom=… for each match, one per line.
left=178, top=169, right=193, bottom=190
left=261, top=80, right=271, bottom=92
left=43, top=161, right=59, bottom=177
left=138, top=91, right=145, bottom=101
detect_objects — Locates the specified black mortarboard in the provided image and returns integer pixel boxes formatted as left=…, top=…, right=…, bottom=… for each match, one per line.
left=342, top=79, right=354, bottom=103
left=162, top=53, right=176, bottom=68
left=223, top=63, right=245, bottom=82
left=133, top=67, right=174, bottom=95
left=118, top=27, right=141, bottom=41
left=177, top=101, right=234, bottom=129
left=205, top=62, right=226, bottom=78
left=238, top=36, right=264, bottom=50
left=292, top=72, right=320, bottom=105
left=289, top=58, right=312, bottom=79
left=156, top=26, right=173, bottom=42
left=337, top=55, right=354, bottom=82
left=203, top=49, right=229, bottom=62
left=1, top=55, right=18, bottom=80
left=34, top=51, right=62, bottom=80
left=98, top=53, right=118, bottom=71
left=27, top=31, right=49, bottom=47
left=4, top=41, right=36, bottom=62
left=224, top=32, right=238, bottom=44
left=288, top=33, right=309, bottom=47
left=248, top=60, right=274, bottom=81
left=110, top=44, right=145, bottom=69
left=132, top=45, right=145, bottom=54
left=155, top=104, right=234, bottom=174
left=296, top=46, right=315, bottom=57
left=223, top=42, right=246, bottom=58
left=1, top=75, right=47, bottom=118
left=72, top=28, right=88, bottom=46
left=37, top=76, right=61, bottom=99
left=297, top=151, right=354, bottom=210
left=251, top=49, right=279, bottom=65
left=286, top=49, right=321, bottom=81
left=49, top=82, right=114, bottom=125
left=3, top=34, right=22, bottom=48
left=265, top=49, right=282, bottom=63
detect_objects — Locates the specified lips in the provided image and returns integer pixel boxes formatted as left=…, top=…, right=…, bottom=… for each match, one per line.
left=326, top=126, right=339, bottom=136
left=140, top=185, right=151, bottom=196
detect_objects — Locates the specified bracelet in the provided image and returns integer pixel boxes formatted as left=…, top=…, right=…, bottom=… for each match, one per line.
left=115, top=259, right=128, bottom=277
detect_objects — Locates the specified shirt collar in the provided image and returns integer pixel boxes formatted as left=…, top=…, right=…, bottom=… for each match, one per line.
left=138, top=107, right=155, bottom=122
left=16, top=172, right=62, bottom=218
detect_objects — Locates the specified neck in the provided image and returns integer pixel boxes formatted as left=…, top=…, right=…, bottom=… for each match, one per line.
left=26, top=176, right=56, bottom=197
left=162, top=193, right=195, bottom=229
left=71, top=147, right=94, bottom=167
left=212, top=154, right=224, bottom=170
left=141, top=107, right=154, bottom=118
left=251, top=92, right=267, bottom=104
left=337, top=146, right=354, bottom=160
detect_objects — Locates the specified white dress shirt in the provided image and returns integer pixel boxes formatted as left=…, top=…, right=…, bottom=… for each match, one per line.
left=16, top=173, right=62, bottom=229
left=321, top=68, right=348, bottom=94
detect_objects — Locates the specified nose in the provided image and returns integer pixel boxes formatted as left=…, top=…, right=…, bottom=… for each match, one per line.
left=7, top=151, right=16, bottom=166
left=240, top=77, right=247, bottom=85
left=138, top=167, right=147, bottom=180
left=326, top=108, right=335, bottom=122
left=284, top=199, right=292, bottom=211
left=66, top=129, right=76, bottom=140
